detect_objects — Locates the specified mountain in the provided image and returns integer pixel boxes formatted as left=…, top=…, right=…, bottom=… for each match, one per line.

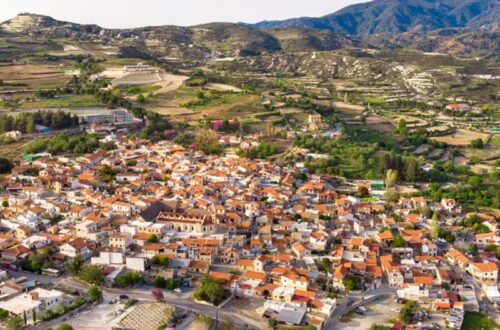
left=0, top=14, right=363, bottom=57
left=251, top=0, right=500, bottom=35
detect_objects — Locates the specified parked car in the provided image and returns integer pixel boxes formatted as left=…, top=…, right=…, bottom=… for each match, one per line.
left=174, top=288, right=182, bottom=293
left=119, top=295, right=129, bottom=300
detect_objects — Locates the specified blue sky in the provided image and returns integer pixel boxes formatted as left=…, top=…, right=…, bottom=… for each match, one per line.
left=0, top=0, right=368, bottom=28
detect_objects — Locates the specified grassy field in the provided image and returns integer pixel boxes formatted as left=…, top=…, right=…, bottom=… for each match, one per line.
left=19, top=95, right=103, bottom=109
left=119, top=84, right=161, bottom=95
left=490, top=135, right=500, bottom=147
left=462, top=312, right=499, bottom=330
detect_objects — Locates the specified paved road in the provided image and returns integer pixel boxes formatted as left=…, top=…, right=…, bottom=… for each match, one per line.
left=58, top=277, right=263, bottom=329
left=324, top=285, right=396, bottom=329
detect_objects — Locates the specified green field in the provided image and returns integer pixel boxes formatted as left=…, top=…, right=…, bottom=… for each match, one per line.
left=490, top=135, right=500, bottom=147
left=462, top=312, right=499, bottom=330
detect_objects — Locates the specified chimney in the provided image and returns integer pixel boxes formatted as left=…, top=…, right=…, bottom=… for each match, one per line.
left=29, top=291, right=39, bottom=300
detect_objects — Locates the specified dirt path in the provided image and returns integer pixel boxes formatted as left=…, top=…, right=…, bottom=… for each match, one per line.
left=152, top=73, right=189, bottom=95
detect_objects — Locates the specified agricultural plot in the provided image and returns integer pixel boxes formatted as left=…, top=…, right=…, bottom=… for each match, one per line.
left=431, top=128, right=490, bottom=146
left=17, top=94, right=102, bottom=109
left=0, top=64, right=68, bottom=90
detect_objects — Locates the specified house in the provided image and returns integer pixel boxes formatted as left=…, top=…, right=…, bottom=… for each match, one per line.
left=60, top=238, right=90, bottom=259
left=292, top=242, right=309, bottom=258
left=188, top=260, right=209, bottom=274
left=309, top=231, right=328, bottom=251
left=108, top=233, right=132, bottom=250
left=446, top=248, right=470, bottom=269
left=0, top=288, right=66, bottom=324
left=281, top=270, right=308, bottom=291
left=441, top=199, right=461, bottom=213
left=474, top=232, right=500, bottom=248
left=1, top=245, right=32, bottom=265
left=468, top=263, right=498, bottom=286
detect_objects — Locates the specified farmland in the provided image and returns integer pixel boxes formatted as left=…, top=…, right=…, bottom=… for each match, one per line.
left=431, top=129, right=490, bottom=146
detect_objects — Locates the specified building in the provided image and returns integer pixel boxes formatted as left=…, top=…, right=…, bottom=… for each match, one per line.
left=78, top=109, right=134, bottom=125
left=0, top=288, right=66, bottom=324
left=468, top=263, right=498, bottom=286
left=60, top=238, right=90, bottom=259
left=156, top=212, right=217, bottom=234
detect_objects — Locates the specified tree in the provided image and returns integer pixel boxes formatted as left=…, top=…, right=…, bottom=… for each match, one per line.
left=342, top=275, right=361, bottom=291
left=470, top=138, right=484, bottom=149
left=469, top=243, right=479, bottom=257
left=0, top=158, right=13, bottom=174
left=403, top=157, right=419, bottom=183
left=78, top=265, right=104, bottom=285
left=151, top=288, right=164, bottom=302
left=26, top=116, right=35, bottom=134
left=398, top=119, right=408, bottom=136
left=385, top=169, right=398, bottom=190
left=391, top=235, right=407, bottom=248
left=399, top=301, right=417, bottom=323
left=430, top=212, right=440, bottom=240
left=147, top=234, right=158, bottom=243
left=88, top=286, right=102, bottom=302
left=151, top=255, right=169, bottom=267
left=165, top=278, right=178, bottom=290
left=32, top=309, right=36, bottom=323
left=154, top=275, right=166, bottom=288
left=66, top=255, right=84, bottom=275
left=195, top=129, right=223, bottom=155
left=6, top=316, right=23, bottom=330
left=115, top=272, right=141, bottom=288
left=137, top=94, right=146, bottom=104
left=193, top=278, right=227, bottom=305
left=321, top=258, right=332, bottom=274
left=57, top=323, right=74, bottom=330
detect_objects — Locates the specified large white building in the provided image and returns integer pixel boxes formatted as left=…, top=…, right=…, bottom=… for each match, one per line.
left=0, top=288, right=66, bottom=324
left=78, top=109, right=135, bottom=125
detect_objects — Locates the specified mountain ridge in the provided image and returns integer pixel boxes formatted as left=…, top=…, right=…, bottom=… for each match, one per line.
left=250, top=0, right=500, bottom=35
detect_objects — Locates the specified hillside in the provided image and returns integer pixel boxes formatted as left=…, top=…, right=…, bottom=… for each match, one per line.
left=251, top=0, right=500, bottom=35
left=0, top=11, right=498, bottom=60
left=0, top=14, right=364, bottom=58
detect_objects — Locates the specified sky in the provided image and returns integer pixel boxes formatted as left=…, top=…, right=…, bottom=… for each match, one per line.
left=0, top=0, right=368, bottom=28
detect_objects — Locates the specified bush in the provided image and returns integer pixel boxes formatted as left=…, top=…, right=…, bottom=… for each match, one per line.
left=57, top=323, right=74, bottom=330
left=115, top=272, right=141, bottom=288
left=124, top=299, right=138, bottom=309
left=88, top=286, right=102, bottom=302
left=5, top=316, right=23, bottom=330
left=0, top=308, right=8, bottom=320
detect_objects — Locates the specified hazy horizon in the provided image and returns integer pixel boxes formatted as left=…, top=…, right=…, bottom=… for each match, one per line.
left=0, top=0, right=369, bottom=28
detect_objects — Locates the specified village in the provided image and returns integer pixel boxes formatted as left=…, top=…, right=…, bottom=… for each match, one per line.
left=0, top=108, right=496, bottom=330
